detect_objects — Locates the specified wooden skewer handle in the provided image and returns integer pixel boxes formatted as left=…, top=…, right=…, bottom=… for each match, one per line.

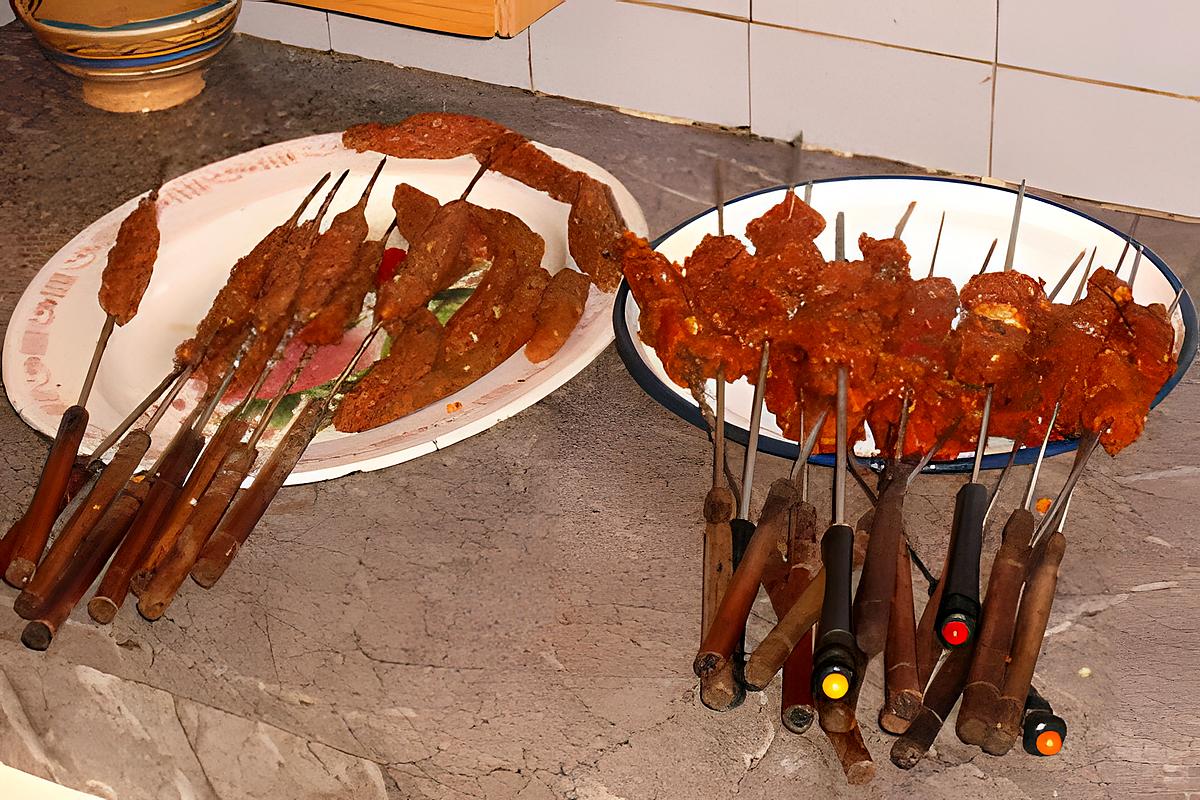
left=780, top=627, right=814, bottom=734
left=87, top=430, right=204, bottom=624
left=191, top=399, right=324, bottom=589
left=14, top=430, right=150, bottom=619
left=852, top=469, right=910, bottom=658
left=825, top=722, right=875, bottom=786
left=131, top=417, right=250, bottom=594
left=138, top=445, right=258, bottom=620
left=880, top=533, right=922, bottom=735
left=983, top=530, right=1066, bottom=756
left=21, top=486, right=145, bottom=651
left=3, top=405, right=89, bottom=588
left=890, top=640, right=975, bottom=769
left=742, top=568, right=824, bottom=690
left=700, top=486, right=734, bottom=642
left=698, top=658, right=744, bottom=712
left=693, top=479, right=797, bottom=676
left=956, top=507, right=1034, bottom=746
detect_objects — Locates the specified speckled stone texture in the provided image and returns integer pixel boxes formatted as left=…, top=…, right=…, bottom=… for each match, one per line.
left=1, top=25, right=1198, bottom=800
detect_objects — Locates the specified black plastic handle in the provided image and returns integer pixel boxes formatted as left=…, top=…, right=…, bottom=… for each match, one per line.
left=936, top=482, right=987, bottom=647
left=1022, top=685, right=1066, bottom=756
left=813, top=523, right=856, bottom=699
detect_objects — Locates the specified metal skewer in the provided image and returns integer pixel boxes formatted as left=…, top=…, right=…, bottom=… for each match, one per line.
left=927, top=212, right=945, bottom=279
left=893, top=202, right=917, bottom=239
left=1071, top=247, right=1097, bottom=303
left=835, top=212, right=846, bottom=262
left=1047, top=250, right=1087, bottom=302
left=1113, top=216, right=1140, bottom=276
left=1127, top=243, right=1144, bottom=293
left=1168, top=287, right=1185, bottom=316
left=977, top=238, right=999, bottom=275
left=1003, top=180, right=1026, bottom=272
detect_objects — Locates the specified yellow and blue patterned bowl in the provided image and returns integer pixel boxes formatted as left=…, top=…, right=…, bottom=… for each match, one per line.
left=12, top=0, right=241, bottom=110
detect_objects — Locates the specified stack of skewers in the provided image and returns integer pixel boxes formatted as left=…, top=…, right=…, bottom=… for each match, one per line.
left=0, top=112, right=629, bottom=650
left=619, top=165, right=1185, bottom=782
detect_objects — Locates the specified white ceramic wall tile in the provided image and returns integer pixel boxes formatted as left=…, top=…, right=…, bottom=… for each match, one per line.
left=752, top=0, right=995, bottom=61
left=750, top=24, right=992, bottom=176
left=993, top=68, right=1200, bottom=216
left=530, top=0, right=750, bottom=128
left=237, top=1, right=330, bottom=51
left=670, top=0, right=749, bottom=17
left=999, top=0, right=1200, bottom=97
left=328, top=14, right=532, bottom=90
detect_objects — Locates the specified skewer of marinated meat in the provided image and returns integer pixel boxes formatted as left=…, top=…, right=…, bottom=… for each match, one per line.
left=374, top=161, right=492, bottom=325
left=338, top=228, right=552, bottom=432
left=2, top=187, right=163, bottom=588
left=345, top=113, right=627, bottom=292
left=295, top=159, right=386, bottom=324
left=215, top=170, right=353, bottom=394
left=176, top=173, right=331, bottom=372
left=525, top=268, right=591, bottom=363
left=297, top=221, right=395, bottom=347
left=568, top=176, right=625, bottom=291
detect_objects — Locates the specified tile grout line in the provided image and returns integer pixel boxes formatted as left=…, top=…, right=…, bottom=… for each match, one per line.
left=621, top=0, right=1200, bottom=102
left=988, top=0, right=998, bottom=176
left=745, top=3, right=752, bottom=131
left=527, top=24, right=534, bottom=91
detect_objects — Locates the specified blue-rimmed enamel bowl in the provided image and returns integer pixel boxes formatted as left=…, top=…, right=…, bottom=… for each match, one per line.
left=614, top=175, right=1196, bottom=472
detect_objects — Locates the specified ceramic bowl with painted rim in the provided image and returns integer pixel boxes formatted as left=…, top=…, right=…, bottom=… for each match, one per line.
left=12, top=0, right=240, bottom=82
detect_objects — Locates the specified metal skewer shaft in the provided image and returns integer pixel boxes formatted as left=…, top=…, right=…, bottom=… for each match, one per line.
left=1003, top=180, right=1026, bottom=272
left=893, top=202, right=917, bottom=239
left=1113, top=216, right=1140, bottom=276
left=737, top=343, right=770, bottom=523
left=927, top=212, right=945, bottom=279
left=835, top=212, right=846, bottom=261
left=78, top=314, right=117, bottom=407
left=1072, top=247, right=1097, bottom=303
left=1127, top=243, right=1144, bottom=294
left=1023, top=403, right=1060, bottom=511
left=977, top=238, right=999, bottom=275
left=89, top=366, right=186, bottom=462
left=1047, top=250, right=1087, bottom=303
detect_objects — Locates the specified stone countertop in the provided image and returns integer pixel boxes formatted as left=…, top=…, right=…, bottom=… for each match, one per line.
left=1, top=27, right=1198, bottom=800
